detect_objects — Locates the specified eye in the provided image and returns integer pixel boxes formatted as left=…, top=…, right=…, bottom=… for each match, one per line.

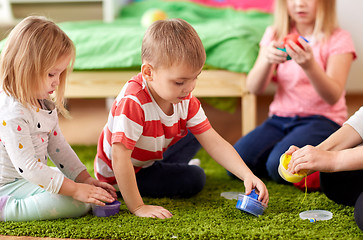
left=175, top=81, right=184, bottom=86
left=48, top=73, right=55, bottom=77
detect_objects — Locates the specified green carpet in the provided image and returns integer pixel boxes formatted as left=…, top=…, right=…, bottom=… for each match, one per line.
left=0, top=145, right=362, bottom=239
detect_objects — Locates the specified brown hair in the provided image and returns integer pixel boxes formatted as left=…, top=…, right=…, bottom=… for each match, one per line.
left=273, top=0, right=338, bottom=42
left=0, top=16, right=75, bottom=115
left=141, top=18, right=206, bottom=71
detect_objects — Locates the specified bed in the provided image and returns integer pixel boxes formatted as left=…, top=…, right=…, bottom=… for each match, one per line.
left=2, top=0, right=273, bottom=135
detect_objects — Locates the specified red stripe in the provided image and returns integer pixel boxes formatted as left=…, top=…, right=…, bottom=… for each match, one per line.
left=189, top=119, right=211, bottom=134
left=142, top=119, right=188, bottom=138
left=113, top=98, right=144, bottom=126
left=132, top=147, right=164, bottom=161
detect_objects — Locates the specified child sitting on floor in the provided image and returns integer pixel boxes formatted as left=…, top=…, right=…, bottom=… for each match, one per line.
left=94, top=18, right=269, bottom=219
left=0, top=16, right=116, bottom=221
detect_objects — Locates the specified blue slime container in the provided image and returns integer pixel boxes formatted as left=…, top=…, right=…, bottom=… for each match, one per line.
left=236, top=190, right=266, bottom=216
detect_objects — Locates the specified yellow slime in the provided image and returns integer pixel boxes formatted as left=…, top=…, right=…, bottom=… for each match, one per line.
left=278, top=154, right=306, bottom=183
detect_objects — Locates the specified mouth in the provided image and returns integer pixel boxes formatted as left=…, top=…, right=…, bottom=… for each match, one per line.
left=48, top=91, right=54, bottom=94
left=296, top=11, right=307, bottom=17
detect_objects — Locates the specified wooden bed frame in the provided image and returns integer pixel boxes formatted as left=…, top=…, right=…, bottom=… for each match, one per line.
left=66, top=69, right=257, bottom=136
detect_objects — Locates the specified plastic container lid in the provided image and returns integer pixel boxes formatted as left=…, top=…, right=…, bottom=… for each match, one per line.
left=236, top=190, right=266, bottom=216
left=220, top=191, right=243, bottom=200
left=299, top=210, right=333, bottom=221
left=278, top=154, right=306, bottom=183
left=92, top=200, right=121, bottom=217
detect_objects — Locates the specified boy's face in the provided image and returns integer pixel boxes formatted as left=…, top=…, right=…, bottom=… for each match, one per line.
left=144, top=63, right=203, bottom=107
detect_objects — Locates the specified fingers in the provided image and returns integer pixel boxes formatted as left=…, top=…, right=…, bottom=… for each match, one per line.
left=134, top=205, right=173, bottom=219
left=267, top=48, right=288, bottom=63
left=244, top=177, right=269, bottom=205
left=88, top=186, right=115, bottom=205
left=149, top=207, right=173, bottom=219
left=285, top=145, right=299, bottom=155
left=95, top=181, right=118, bottom=199
left=255, top=183, right=269, bottom=205
left=265, top=42, right=288, bottom=64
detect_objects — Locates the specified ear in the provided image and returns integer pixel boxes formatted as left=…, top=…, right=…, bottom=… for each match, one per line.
left=141, top=63, right=153, bottom=81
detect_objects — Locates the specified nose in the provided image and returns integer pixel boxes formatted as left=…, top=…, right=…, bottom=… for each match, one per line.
left=295, top=0, right=305, bottom=6
left=52, top=76, right=60, bottom=87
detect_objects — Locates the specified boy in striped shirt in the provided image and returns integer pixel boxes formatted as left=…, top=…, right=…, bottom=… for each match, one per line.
left=95, top=18, right=269, bottom=219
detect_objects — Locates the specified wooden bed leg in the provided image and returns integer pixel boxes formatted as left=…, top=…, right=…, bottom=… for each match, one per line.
left=241, top=92, right=256, bottom=136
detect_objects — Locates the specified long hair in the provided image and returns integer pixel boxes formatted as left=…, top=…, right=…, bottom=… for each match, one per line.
left=273, top=0, right=338, bottom=42
left=142, top=18, right=206, bottom=71
left=0, top=16, right=75, bottom=115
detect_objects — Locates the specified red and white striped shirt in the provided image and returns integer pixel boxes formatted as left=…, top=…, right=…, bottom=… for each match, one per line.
left=95, top=73, right=211, bottom=185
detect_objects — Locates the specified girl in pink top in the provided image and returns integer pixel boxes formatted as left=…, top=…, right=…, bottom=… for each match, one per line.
left=233, top=0, right=356, bottom=190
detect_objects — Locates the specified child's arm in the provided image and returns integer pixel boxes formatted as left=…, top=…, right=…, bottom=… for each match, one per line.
left=246, top=41, right=286, bottom=94
left=111, top=142, right=173, bottom=219
left=286, top=124, right=363, bottom=174
left=47, top=125, right=117, bottom=200
left=58, top=176, right=115, bottom=205
left=195, top=128, right=269, bottom=204
left=286, top=38, right=354, bottom=105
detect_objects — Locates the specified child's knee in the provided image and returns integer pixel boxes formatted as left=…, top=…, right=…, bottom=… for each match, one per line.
left=186, top=166, right=206, bottom=196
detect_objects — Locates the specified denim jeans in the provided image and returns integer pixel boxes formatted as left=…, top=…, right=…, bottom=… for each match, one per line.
left=136, top=131, right=205, bottom=198
left=233, top=115, right=340, bottom=183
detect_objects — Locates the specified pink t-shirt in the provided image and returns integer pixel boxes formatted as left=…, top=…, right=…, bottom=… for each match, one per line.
left=260, top=27, right=356, bottom=125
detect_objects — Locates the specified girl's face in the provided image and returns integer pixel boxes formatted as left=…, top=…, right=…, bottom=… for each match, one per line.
left=38, top=54, right=71, bottom=99
left=145, top=63, right=202, bottom=112
left=287, top=0, right=318, bottom=27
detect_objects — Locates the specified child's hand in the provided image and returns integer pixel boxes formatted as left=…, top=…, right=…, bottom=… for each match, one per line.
left=285, top=145, right=300, bottom=156
left=288, top=145, right=338, bottom=174
left=264, top=41, right=288, bottom=64
left=285, top=37, right=314, bottom=68
left=83, top=177, right=117, bottom=199
left=72, top=182, right=115, bottom=206
left=133, top=204, right=173, bottom=219
left=243, top=174, right=269, bottom=205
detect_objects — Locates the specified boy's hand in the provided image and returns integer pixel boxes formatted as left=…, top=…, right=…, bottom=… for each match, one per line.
left=243, top=174, right=269, bottom=205
left=133, top=204, right=173, bottom=219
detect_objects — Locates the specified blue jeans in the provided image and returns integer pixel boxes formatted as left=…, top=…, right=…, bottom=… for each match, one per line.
left=136, top=131, right=205, bottom=198
left=233, top=115, right=340, bottom=183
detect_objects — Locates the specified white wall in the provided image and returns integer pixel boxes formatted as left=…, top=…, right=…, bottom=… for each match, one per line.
left=337, top=0, right=363, bottom=93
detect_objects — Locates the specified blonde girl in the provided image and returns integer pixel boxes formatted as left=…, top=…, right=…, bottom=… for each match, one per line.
left=0, top=16, right=116, bottom=221
left=232, top=0, right=356, bottom=190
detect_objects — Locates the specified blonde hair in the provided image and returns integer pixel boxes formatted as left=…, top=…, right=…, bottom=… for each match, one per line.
left=0, top=16, right=75, bottom=115
left=141, top=18, right=206, bottom=71
left=273, top=0, right=338, bottom=42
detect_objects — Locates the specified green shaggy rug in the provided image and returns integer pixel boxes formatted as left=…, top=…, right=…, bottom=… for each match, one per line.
left=0, top=145, right=362, bottom=240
